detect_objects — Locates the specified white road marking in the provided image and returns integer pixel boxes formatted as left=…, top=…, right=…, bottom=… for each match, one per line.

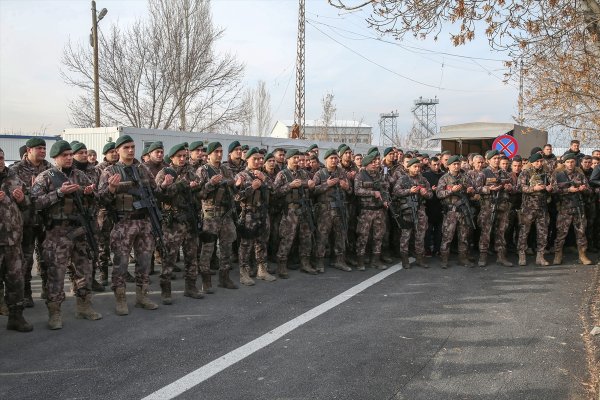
left=0, top=368, right=98, bottom=376
left=141, top=264, right=402, bottom=400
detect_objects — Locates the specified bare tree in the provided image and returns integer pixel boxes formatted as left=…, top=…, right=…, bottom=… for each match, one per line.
left=255, top=80, right=272, bottom=137
left=62, top=0, right=245, bottom=132
left=239, top=88, right=254, bottom=136
left=318, top=92, right=337, bottom=141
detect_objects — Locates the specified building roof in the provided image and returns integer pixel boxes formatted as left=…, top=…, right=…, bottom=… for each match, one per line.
left=429, top=122, right=545, bottom=141
left=278, top=120, right=372, bottom=129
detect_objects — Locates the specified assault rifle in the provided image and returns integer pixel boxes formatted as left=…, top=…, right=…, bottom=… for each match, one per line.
left=450, top=174, right=477, bottom=230
left=556, top=173, right=585, bottom=220
left=328, top=171, right=349, bottom=245
left=407, top=194, right=420, bottom=231
left=298, top=184, right=316, bottom=242
left=375, top=180, right=402, bottom=229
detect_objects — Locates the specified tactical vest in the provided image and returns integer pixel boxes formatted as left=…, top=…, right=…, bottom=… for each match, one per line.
left=481, top=168, right=511, bottom=203
left=358, top=170, right=385, bottom=209
left=282, top=169, right=306, bottom=205
left=441, top=173, right=469, bottom=207
left=523, top=168, right=549, bottom=209
left=315, top=169, right=346, bottom=205
left=45, top=169, right=89, bottom=222
left=240, top=169, right=270, bottom=209
left=112, top=164, right=148, bottom=213
left=202, top=164, right=234, bottom=209
left=555, top=171, right=585, bottom=212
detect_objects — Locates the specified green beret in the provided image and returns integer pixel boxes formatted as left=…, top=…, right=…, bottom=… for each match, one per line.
left=324, top=149, right=338, bottom=159
left=228, top=140, right=241, bottom=153
left=337, top=143, right=347, bottom=152
left=206, top=142, right=222, bottom=155
left=383, top=147, right=394, bottom=157
left=563, top=153, right=576, bottom=161
left=264, top=153, right=274, bottom=162
left=25, top=137, right=46, bottom=148
left=115, top=135, right=134, bottom=148
left=102, top=142, right=115, bottom=155
left=307, top=144, right=318, bottom=151
left=441, top=150, right=452, bottom=156
left=147, top=141, right=164, bottom=153
left=71, top=142, right=87, bottom=154
left=447, top=155, right=461, bottom=165
left=69, top=140, right=80, bottom=146
left=421, top=153, right=429, bottom=158
left=241, top=144, right=250, bottom=151
left=168, top=143, right=187, bottom=158
left=407, top=158, right=421, bottom=168
left=485, top=149, right=500, bottom=159
left=285, top=149, right=300, bottom=160
left=529, top=153, right=543, bottom=163
left=367, top=146, right=379, bottom=155
left=189, top=141, right=204, bottom=151
left=361, top=153, right=377, bottom=167
left=163, top=167, right=178, bottom=179
left=244, top=147, right=260, bottom=160
left=142, top=146, right=151, bottom=157
left=530, top=147, right=542, bottom=155
left=338, top=145, right=350, bottom=156
left=50, top=140, right=72, bottom=158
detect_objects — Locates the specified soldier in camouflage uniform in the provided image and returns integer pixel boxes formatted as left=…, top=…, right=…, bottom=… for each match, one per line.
left=550, top=153, right=593, bottom=265
left=393, top=158, right=433, bottom=268
left=263, top=153, right=282, bottom=267
left=98, top=135, right=161, bottom=316
left=354, top=153, right=390, bottom=271
left=196, top=142, right=240, bottom=290
left=476, top=150, right=515, bottom=267
left=235, top=148, right=276, bottom=285
left=312, top=149, right=352, bottom=273
left=31, top=141, right=102, bottom=329
left=10, top=137, right=52, bottom=306
left=155, top=144, right=205, bottom=304
left=0, top=148, right=33, bottom=332
left=338, top=145, right=360, bottom=266
left=516, top=153, right=552, bottom=266
left=273, top=149, right=317, bottom=278
left=581, top=156, right=597, bottom=253
left=436, top=155, right=477, bottom=268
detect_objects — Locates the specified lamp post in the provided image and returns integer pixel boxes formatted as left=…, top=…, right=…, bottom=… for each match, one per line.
left=91, top=1, right=107, bottom=128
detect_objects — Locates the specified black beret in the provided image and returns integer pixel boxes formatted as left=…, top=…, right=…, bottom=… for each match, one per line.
left=168, top=143, right=187, bottom=158
left=447, top=155, right=461, bottom=165
left=307, top=144, right=318, bottom=151
left=383, top=147, right=394, bottom=157
left=115, top=135, right=134, bottom=148
left=244, top=147, right=261, bottom=160
left=324, top=149, right=338, bottom=159
left=285, top=149, right=300, bottom=160
left=50, top=140, right=72, bottom=158
left=406, top=158, right=421, bottom=168
left=26, top=138, right=46, bottom=148
left=529, top=153, right=543, bottom=163
left=362, top=153, right=377, bottom=167
left=530, top=147, right=543, bottom=155
left=71, top=142, right=87, bottom=154
left=207, top=142, right=222, bottom=155
left=147, top=141, right=164, bottom=153
left=563, top=153, right=577, bottom=161
left=189, top=141, right=204, bottom=151
left=264, top=153, right=274, bottom=162
left=102, top=142, right=115, bottom=155
left=228, top=140, right=241, bottom=153
left=485, top=149, right=500, bottom=160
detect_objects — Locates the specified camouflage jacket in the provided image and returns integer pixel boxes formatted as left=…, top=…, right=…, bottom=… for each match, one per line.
left=392, top=174, right=433, bottom=206
left=0, top=167, right=29, bottom=245
left=9, top=156, right=52, bottom=189
left=234, top=168, right=272, bottom=212
left=551, top=169, right=590, bottom=212
left=196, top=162, right=236, bottom=210
left=477, top=166, right=514, bottom=205
left=273, top=167, right=312, bottom=205
left=223, top=157, right=246, bottom=176
left=312, top=167, right=351, bottom=203
left=354, top=169, right=390, bottom=209
left=74, top=160, right=101, bottom=186
left=436, top=171, right=474, bottom=207
left=95, top=160, right=117, bottom=174
left=143, top=160, right=169, bottom=178
left=155, top=164, right=201, bottom=217
left=517, top=166, right=552, bottom=210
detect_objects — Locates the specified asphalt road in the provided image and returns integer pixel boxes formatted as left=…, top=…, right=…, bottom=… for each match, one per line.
left=0, top=252, right=595, bottom=400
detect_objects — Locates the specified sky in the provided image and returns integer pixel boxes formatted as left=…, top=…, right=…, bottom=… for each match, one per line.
left=0, top=0, right=519, bottom=144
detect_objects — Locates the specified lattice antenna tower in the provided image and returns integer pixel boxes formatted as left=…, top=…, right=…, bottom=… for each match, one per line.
left=292, top=0, right=306, bottom=139
left=409, top=96, right=439, bottom=149
left=379, top=111, right=400, bottom=147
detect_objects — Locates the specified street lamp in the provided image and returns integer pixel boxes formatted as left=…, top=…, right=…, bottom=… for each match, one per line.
left=90, top=1, right=107, bottom=128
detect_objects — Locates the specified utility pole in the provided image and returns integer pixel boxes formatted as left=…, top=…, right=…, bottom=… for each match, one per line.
left=517, top=59, right=524, bottom=125
left=90, top=1, right=107, bottom=128
left=293, top=0, right=306, bottom=139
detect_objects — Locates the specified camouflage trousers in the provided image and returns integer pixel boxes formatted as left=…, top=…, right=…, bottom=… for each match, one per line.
left=478, top=201, right=511, bottom=254
left=110, top=218, right=154, bottom=290
left=585, top=202, right=597, bottom=248
left=277, top=208, right=313, bottom=261
left=239, top=212, right=270, bottom=268
left=346, top=200, right=358, bottom=255
left=161, top=221, right=201, bottom=284
left=518, top=208, right=549, bottom=252
left=400, top=206, right=428, bottom=255
left=355, top=208, right=386, bottom=257
left=0, top=245, right=24, bottom=306
left=315, top=207, right=346, bottom=258
left=96, top=208, right=113, bottom=271
left=21, top=224, right=46, bottom=298
left=440, top=210, right=470, bottom=255
left=555, top=209, right=587, bottom=250
left=198, top=215, right=236, bottom=272
left=42, top=225, right=92, bottom=303
left=267, top=207, right=283, bottom=259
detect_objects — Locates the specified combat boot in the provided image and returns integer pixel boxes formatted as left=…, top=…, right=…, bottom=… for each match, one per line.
left=356, top=256, right=366, bottom=271
left=300, top=258, right=318, bottom=275
left=184, top=279, right=204, bottom=299
left=440, top=252, right=449, bottom=269
left=249, top=265, right=257, bottom=278
left=380, top=253, right=393, bottom=263
left=459, top=252, right=474, bottom=268
left=47, top=301, right=62, bottom=330
left=239, top=266, right=255, bottom=286
left=7, top=305, right=33, bottom=332
left=553, top=250, right=563, bottom=265
left=331, top=255, right=352, bottom=272
left=0, top=287, right=8, bottom=316
left=371, top=253, right=389, bottom=270
left=415, top=254, right=429, bottom=268
left=160, top=281, right=172, bottom=305
left=401, top=253, right=411, bottom=269
left=256, top=263, right=277, bottom=282
left=496, top=251, right=513, bottom=267
left=578, top=247, right=593, bottom=265
left=114, top=287, right=129, bottom=316
left=346, top=256, right=358, bottom=267
left=135, top=285, right=159, bottom=310
left=477, top=253, right=487, bottom=268
left=218, top=270, right=239, bottom=289
left=277, top=259, right=289, bottom=279
left=536, top=252, right=550, bottom=266
left=314, top=258, right=325, bottom=273
left=201, top=272, right=214, bottom=294
left=518, top=251, right=527, bottom=266
left=75, top=294, right=102, bottom=320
